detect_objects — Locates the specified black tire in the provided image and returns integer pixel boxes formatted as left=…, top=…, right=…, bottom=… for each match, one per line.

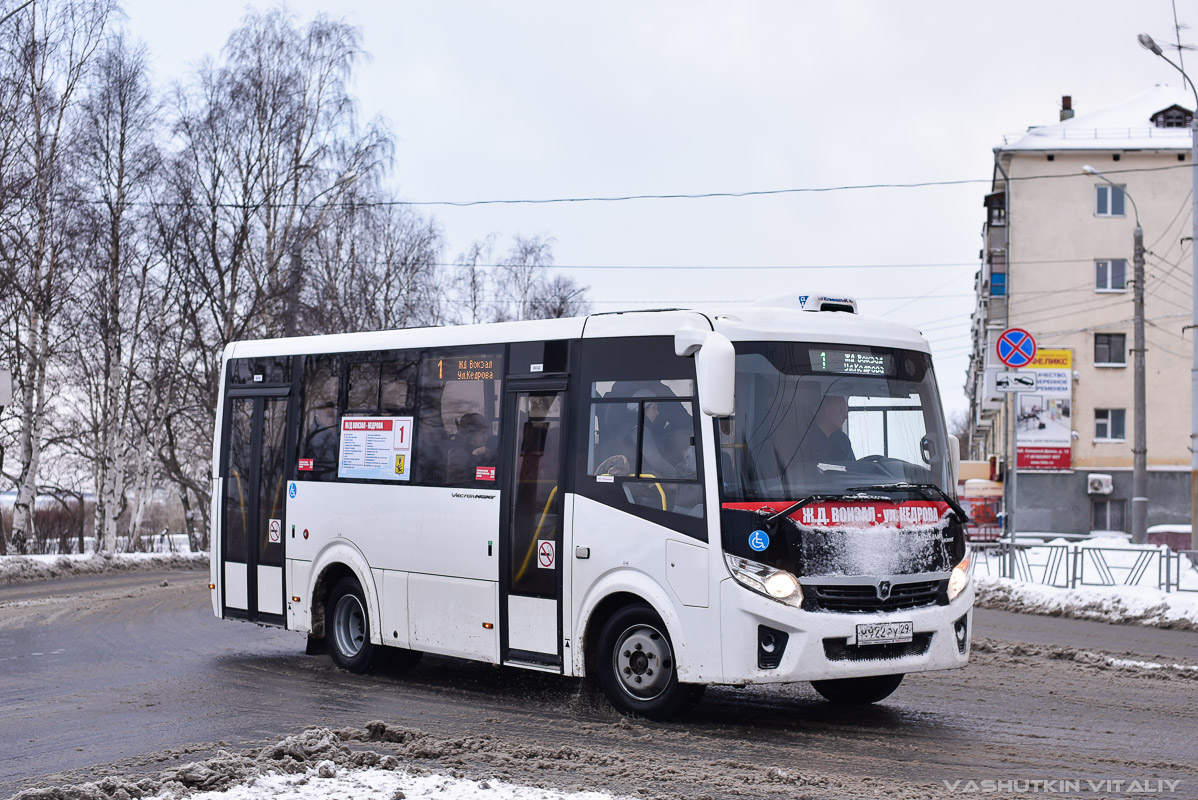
left=595, top=604, right=703, bottom=720
left=326, top=576, right=375, bottom=673
left=810, top=673, right=904, bottom=705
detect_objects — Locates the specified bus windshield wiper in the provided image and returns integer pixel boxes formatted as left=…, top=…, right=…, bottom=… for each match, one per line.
left=761, top=490, right=910, bottom=526
left=845, top=482, right=970, bottom=524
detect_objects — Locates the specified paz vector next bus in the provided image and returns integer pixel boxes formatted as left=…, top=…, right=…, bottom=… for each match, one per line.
left=210, top=293, right=973, bottom=719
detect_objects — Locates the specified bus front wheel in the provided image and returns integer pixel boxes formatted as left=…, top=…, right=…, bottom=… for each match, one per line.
left=595, top=604, right=703, bottom=720
left=810, top=673, right=904, bottom=704
left=326, top=576, right=375, bottom=673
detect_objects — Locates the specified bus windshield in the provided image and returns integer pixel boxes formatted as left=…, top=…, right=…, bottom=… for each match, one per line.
left=718, top=341, right=951, bottom=501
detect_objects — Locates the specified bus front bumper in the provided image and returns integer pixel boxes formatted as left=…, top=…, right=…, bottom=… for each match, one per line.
left=715, top=577, right=974, bottom=685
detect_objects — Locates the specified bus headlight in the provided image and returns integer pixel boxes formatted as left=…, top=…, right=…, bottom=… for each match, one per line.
left=725, top=554, right=803, bottom=607
left=947, top=551, right=972, bottom=601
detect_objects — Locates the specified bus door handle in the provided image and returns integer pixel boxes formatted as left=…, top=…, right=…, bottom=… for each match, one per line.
left=575, top=547, right=590, bottom=559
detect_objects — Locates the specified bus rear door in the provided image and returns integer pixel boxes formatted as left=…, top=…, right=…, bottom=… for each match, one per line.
left=220, top=389, right=290, bottom=625
left=500, top=379, right=567, bottom=669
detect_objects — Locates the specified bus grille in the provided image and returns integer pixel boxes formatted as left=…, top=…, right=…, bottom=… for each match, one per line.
left=822, top=633, right=933, bottom=662
left=804, top=580, right=943, bottom=613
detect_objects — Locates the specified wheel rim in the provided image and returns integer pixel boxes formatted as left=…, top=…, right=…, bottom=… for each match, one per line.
left=332, top=593, right=366, bottom=658
left=611, top=622, right=674, bottom=701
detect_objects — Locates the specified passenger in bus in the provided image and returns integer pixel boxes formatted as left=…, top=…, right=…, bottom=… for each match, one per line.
left=801, top=394, right=855, bottom=463
left=447, top=412, right=495, bottom=482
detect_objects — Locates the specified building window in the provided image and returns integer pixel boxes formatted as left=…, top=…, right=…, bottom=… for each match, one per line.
left=1151, top=106, right=1193, bottom=128
left=1094, top=333, right=1126, bottom=366
left=1092, top=498, right=1126, bottom=532
left=1095, top=408, right=1126, bottom=440
left=1095, top=259, right=1127, bottom=292
left=1095, top=184, right=1126, bottom=217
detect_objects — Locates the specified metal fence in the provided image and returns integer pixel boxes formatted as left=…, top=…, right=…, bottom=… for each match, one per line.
left=973, top=542, right=1198, bottom=593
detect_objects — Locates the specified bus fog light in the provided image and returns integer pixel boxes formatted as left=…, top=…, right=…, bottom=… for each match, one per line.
left=948, top=552, right=971, bottom=601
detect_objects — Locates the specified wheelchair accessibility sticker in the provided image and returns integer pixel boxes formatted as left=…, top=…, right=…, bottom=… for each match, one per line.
left=748, top=529, right=770, bottom=552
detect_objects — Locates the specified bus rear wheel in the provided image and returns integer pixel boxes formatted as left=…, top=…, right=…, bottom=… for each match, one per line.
left=810, top=673, right=904, bottom=704
left=596, top=604, right=703, bottom=720
left=326, top=576, right=375, bottom=673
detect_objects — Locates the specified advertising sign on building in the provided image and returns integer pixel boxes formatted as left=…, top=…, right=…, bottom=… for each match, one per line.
left=1015, top=349, right=1072, bottom=469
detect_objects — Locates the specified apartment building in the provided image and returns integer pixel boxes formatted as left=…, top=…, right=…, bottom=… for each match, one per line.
left=966, top=87, right=1193, bottom=535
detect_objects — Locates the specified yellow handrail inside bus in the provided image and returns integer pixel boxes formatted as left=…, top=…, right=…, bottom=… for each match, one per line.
left=514, top=484, right=558, bottom=583
left=231, top=469, right=247, bottom=551
left=634, top=474, right=668, bottom=511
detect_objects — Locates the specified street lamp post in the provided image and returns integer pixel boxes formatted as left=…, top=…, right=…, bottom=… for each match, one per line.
left=1084, top=165, right=1148, bottom=544
left=1140, top=33, right=1198, bottom=551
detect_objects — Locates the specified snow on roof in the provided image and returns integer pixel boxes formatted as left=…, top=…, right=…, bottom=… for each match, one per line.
left=1000, top=85, right=1195, bottom=151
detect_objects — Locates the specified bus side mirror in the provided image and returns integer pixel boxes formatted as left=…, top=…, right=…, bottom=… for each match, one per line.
left=675, top=329, right=735, bottom=417
left=947, top=433, right=961, bottom=489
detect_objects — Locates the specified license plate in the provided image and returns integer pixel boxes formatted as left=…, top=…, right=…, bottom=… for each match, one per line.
left=855, top=621, right=914, bottom=646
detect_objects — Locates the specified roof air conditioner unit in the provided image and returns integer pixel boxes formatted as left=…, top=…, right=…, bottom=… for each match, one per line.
left=798, top=293, right=858, bottom=313
left=1087, top=473, right=1113, bottom=495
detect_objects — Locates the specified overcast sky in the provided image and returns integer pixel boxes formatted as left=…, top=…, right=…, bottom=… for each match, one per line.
left=119, top=0, right=1196, bottom=416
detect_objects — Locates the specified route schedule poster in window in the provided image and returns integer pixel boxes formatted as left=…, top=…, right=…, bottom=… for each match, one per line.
left=338, top=416, right=414, bottom=481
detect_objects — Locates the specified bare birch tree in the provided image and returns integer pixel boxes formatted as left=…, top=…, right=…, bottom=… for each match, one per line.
left=304, top=197, right=445, bottom=334
left=64, top=33, right=161, bottom=554
left=0, top=0, right=113, bottom=553
left=155, top=8, right=392, bottom=541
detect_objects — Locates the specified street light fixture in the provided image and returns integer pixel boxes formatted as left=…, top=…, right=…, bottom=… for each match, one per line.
left=1084, top=165, right=1147, bottom=544
left=1139, top=32, right=1198, bottom=551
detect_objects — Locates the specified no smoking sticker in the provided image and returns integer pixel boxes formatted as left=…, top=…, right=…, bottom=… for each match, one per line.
left=537, top=540, right=556, bottom=569
left=268, top=518, right=281, bottom=543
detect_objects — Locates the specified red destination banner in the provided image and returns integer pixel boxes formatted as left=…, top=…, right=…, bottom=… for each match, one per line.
left=723, top=500, right=950, bottom=528
left=342, top=419, right=393, bottom=431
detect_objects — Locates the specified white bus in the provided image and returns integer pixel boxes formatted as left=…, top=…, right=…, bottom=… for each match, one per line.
left=210, top=294, right=973, bottom=719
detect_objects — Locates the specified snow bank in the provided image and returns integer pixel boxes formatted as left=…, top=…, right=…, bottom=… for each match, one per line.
left=974, top=575, right=1198, bottom=631
left=189, top=768, right=624, bottom=800
left=9, top=720, right=849, bottom=800
left=0, top=552, right=208, bottom=585
left=9, top=725, right=634, bottom=800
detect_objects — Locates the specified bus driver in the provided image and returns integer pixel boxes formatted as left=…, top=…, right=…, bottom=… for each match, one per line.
left=802, top=394, right=855, bottom=464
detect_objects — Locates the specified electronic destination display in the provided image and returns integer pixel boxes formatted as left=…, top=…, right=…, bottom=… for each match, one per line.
left=809, top=348, right=893, bottom=377
left=423, top=354, right=501, bottom=382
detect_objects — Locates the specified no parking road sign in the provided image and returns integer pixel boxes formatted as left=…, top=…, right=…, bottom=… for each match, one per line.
left=996, top=328, right=1037, bottom=368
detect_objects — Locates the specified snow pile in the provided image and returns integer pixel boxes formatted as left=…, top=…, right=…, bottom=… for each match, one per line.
left=10, top=721, right=844, bottom=800
left=971, top=637, right=1198, bottom=680
left=0, top=552, right=208, bottom=585
left=189, top=767, right=624, bottom=800
left=974, top=575, right=1198, bottom=631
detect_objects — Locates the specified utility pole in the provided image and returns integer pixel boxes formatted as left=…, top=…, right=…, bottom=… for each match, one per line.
left=1085, top=165, right=1148, bottom=543
left=1133, top=222, right=1148, bottom=544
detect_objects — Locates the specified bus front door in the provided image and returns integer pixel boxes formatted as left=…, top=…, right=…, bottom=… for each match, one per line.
left=220, top=392, right=289, bottom=624
left=501, top=388, right=566, bottom=669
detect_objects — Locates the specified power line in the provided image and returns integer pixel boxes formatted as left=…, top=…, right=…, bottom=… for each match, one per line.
left=11, top=162, right=1197, bottom=211
left=439, top=261, right=980, bottom=271
left=577, top=292, right=975, bottom=306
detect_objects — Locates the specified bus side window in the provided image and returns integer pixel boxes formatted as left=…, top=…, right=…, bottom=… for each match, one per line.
left=415, top=349, right=503, bottom=487
left=579, top=337, right=705, bottom=538
left=299, top=354, right=339, bottom=481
